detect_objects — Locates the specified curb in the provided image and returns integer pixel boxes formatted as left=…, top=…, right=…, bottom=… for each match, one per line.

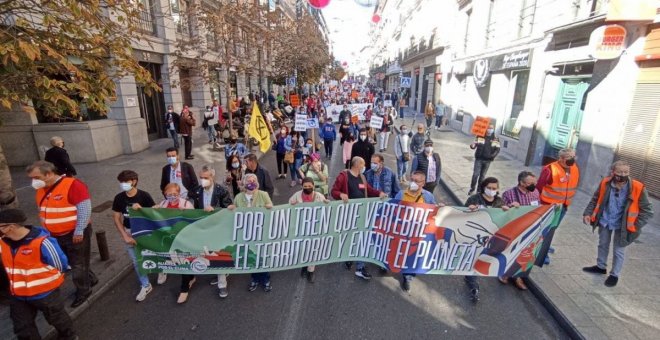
left=437, top=176, right=584, bottom=340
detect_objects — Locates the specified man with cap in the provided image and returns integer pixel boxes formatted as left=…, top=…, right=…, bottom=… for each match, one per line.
left=411, top=139, right=442, bottom=194
left=0, top=209, right=77, bottom=340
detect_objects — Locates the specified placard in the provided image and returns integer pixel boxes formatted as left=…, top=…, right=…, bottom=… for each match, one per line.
left=295, top=114, right=308, bottom=132
left=471, top=116, right=491, bottom=137
left=370, top=116, right=384, bottom=130
left=290, top=94, right=300, bottom=107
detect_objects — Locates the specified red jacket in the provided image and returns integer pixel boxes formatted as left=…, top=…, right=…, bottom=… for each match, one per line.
left=331, top=170, right=381, bottom=200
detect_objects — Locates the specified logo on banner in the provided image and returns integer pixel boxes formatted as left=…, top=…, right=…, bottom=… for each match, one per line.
left=473, top=59, right=490, bottom=88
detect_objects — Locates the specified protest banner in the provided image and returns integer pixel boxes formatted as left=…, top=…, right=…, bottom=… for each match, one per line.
left=290, top=94, right=300, bottom=107
left=383, top=100, right=393, bottom=107
left=294, top=114, right=307, bottom=132
left=131, top=199, right=560, bottom=277
left=471, top=116, right=491, bottom=137
left=327, top=103, right=371, bottom=122
left=370, top=116, right=383, bottom=130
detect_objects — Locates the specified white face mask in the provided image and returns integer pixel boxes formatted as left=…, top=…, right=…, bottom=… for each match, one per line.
left=484, top=188, right=498, bottom=197
left=119, top=182, right=133, bottom=192
left=167, top=156, right=177, bottom=165
left=409, top=182, right=419, bottom=192
left=487, top=128, right=494, bottom=135
left=31, top=179, right=46, bottom=190
left=360, top=135, right=367, bottom=141
left=200, top=179, right=212, bottom=188
left=424, top=146, right=433, bottom=153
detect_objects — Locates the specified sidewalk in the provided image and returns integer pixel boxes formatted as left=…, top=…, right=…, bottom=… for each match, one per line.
left=398, top=109, right=660, bottom=339
left=1, top=127, right=240, bottom=338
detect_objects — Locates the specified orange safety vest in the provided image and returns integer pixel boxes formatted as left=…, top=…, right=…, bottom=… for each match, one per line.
left=540, top=162, right=579, bottom=206
left=590, top=177, right=644, bottom=233
left=0, top=236, right=64, bottom=297
left=35, top=177, right=77, bottom=236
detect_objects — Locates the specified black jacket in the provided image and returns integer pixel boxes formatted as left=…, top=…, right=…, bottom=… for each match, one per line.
left=160, top=162, right=198, bottom=194
left=245, top=165, right=274, bottom=197
left=164, top=111, right=180, bottom=131
left=351, top=140, right=375, bottom=169
left=471, top=135, right=500, bottom=161
left=412, top=152, right=442, bottom=184
left=44, top=146, right=77, bottom=177
left=189, top=183, right=232, bottom=209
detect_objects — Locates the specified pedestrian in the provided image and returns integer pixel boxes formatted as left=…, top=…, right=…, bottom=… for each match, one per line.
left=351, top=128, right=376, bottom=170
left=286, top=131, right=304, bottom=187
left=297, top=152, right=329, bottom=197
left=435, top=100, right=444, bottom=129
left=378, top=108, right=393, bottom=152
left=537, top=148, right=580, bottom=265
left=289, top=177, right=329, bottom=283
left=274, top=125, right=289, bottom=179
left=464, top=177, right=509, bottom=302
left=44, top=136, right=77, bottom=177
left=244, top=153, right=275, bottom=198
left=268, top=90, right=276, bottom=109
left=394, top=171, right=438, bottom=292
left=365, top=154, right=399, bottom=198
left=111, top=170, right=157, bottom=302
left=394, top=125, right=412, bottom=183
left=582, top=160, right=653, bottom=287
left=366, top=126, right=378, bottom=146
left=364, top=105, right=373, bottom=122
left=26, top=160, right=98, bottom=308
left=228, top=174, right=274, bottom=292
left=424, top=100, right=434, bottom=128
left=203, top=106, right=218, bottom=144
left=331, top=156, right=387, bottom=280
left=409, top=123, right=426, bottom=156
left=189, top=165, right=233, bottom=297
left=499, top=170, right=541, bottom=290
left=0, top=209, right=77, bottom=340
left=160, top=147, right=198, bottom=200
left=343, top=135, right=356, bottom=169
left=410, top=139, right=441, bottom=194
left=154, top=183, right=195, bottom=303
left=224, top=135, right=248, bottom=161
left=339, top=104, right=351, bottom=124
left=468, top=124, right=500, bottom=195
left=399, top=95, right=405, bottom=119
left=225, top=154, right=244, bottom=198
left=319, top=117, right=337, bottom=159
left=164, top=105, right=180, bottom=149
left=179, top=105, right=196, bottom=160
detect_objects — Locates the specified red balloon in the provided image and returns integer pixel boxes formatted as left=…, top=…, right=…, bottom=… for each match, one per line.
left=372, top=14, right=381, bottom=23
left=308, top=0, right=331, bottom=9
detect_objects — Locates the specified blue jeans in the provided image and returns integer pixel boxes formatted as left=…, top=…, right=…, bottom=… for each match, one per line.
left=168, top=129, right=179, bottom=148
left=435, top=115, right=443, bottom=127
left=399, top=107, right=404, bottom=119
left=396, top=157, right=408, bottom=180
left=206, top=125, right=216, bottom=142
left=251, top=272, right=270, bottom=284
left=290, top=158, right=302, bottom=181
left=597, top=227, right=626, bottom=277
left=126, top=243, right=150, bottom=288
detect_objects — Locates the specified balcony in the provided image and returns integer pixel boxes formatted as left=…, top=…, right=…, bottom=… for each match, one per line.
left=133, top=8, right=157, bottom=36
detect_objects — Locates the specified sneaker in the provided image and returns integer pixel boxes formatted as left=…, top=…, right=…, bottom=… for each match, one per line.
left=263, top=281, right=272, bottom=292
left=582, top=265, right=607, bottom=275
left=470, top=288, right=480, bottom=302
left=401, top=277, right=411, bottom=292
left=354, top=268, right=372, bottom=280
left=548, top=247, right=555, bottom=254
left=604, top=275, right=619, bottom=287
left=218, top=287, right=228, bottom=298
left=248, top=281, right=258, bottom=292
left=157, top=273, right=167, bottom=285
left=543, top=256, right=550, bottom=265
left=135, top=284, right=153, bottom=302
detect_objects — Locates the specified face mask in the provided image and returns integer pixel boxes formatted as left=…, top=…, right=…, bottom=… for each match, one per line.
left=307, top=143, right=312, bottom=148
left=424, top=146, right=433, bottom=153
left=166, top=195, right=178, bottom=203
left=31, top=179, right=46, bottom=190
left=409, top=182, right=419, bottom=192
left=613, top=175, right=629, bottom=183
left=525, top=184, right=536, bottom=192
left=120, top=182, right=133, bottom=192
left=361, top=167, right=366, bottom=174
left=303, top=188, right=314, bottom=195
left=360, top=135, right=367, bottom=141
left=167, top=156, right=177, bottom=165
left=245, top=182, right=257, bottom=191
left=484, top=188, right=498, bottom=197
left=487, top=129, right=494, bottom=135
left=565, top=158, right=576, bottom=166
left=232, top=162, right=240, bottom=169
left=370, top=163, right=379, bottom=171
left=344, top=119, right=349, bottom=124
left=200, top=179, right=211, bottom=188
left=401, top=129, right=408, bottom=134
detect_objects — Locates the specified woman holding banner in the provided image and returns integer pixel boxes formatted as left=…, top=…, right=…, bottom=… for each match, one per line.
left=228, top=174, right=274, bottom=292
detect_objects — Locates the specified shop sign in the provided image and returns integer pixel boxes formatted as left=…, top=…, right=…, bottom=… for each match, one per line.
left=501, top=50, right=531, bottom=69
left=589, top=25, right=627, bottom=60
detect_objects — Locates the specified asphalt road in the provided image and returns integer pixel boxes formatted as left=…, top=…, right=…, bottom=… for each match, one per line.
left=74, top=137, right=567, bottom=340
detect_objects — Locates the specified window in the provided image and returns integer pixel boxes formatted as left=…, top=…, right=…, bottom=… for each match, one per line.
left=171, top=0, right=190, bottom=36
left=463, top=9, right=472, bottom=54
left=485, top=1, right=495, bottom=48
left=133, top=0, right=157, bottom=36
left=518, top=0, right=536, bottom=38
left=501, top=70, right=529, bottom=138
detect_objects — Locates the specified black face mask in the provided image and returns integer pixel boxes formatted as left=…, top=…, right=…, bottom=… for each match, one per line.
left=525, top=184, right=536, bottom=192
left=303, top=188, right=314, bottom=195
left=565, top=158, right=576, bottom=166
left=613, top=175, right=629, bottom=183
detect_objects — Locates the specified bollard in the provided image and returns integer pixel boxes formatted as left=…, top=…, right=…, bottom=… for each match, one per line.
left=96, top=230, right=110, bottom=261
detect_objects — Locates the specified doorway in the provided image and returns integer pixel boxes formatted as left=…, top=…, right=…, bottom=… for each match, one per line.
left=137, top=62, right=166, bottom=140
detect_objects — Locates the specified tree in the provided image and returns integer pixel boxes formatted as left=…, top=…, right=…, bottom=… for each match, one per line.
left=328, top=60, right=347, bottom=82
left=0, top=0, right=158, bottom=209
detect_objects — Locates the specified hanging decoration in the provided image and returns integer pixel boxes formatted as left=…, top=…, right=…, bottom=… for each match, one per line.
left=308, top=0, right=331, bottom=9
left=371, top=14, right=381, bottom=23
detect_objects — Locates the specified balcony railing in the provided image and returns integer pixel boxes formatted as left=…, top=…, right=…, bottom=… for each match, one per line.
left=134, top=8, right=157, bottom=36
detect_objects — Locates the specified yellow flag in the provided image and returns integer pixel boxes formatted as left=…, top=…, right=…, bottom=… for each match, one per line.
left=248, top=104, right=272, bottom=153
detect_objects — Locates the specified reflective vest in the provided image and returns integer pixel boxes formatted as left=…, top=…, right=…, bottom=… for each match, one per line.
left=0, top=236, right=64, bottom=297
left=540, top=162, right=579, bottom=206
left=36, top=177, right=77, bottom=236
left=590, top=177, right=644, bottom=233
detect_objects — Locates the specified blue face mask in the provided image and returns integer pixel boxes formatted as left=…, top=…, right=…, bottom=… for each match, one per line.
left=167, top=156, right=177, bottom=165
left=371, top=163, right=379, bottom=171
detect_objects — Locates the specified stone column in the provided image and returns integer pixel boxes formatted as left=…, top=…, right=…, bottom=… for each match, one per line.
left=108, top=75, right=149, bottom=154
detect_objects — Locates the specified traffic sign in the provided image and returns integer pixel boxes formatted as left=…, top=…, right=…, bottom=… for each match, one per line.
left=400, top=77, right=412, bottom=88
left=287, top=77, right=297, bottom=87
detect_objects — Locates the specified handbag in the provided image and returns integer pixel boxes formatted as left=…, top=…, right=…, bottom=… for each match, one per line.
left=398, top=136, right=410, bottom=162
left=284, top=151, right=294, bottom=164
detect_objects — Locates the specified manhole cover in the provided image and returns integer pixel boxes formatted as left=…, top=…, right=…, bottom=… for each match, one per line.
left=92, top=200, right=113, bottom=213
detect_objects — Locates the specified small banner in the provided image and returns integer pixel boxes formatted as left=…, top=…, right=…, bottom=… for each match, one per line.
left=294, top=114, right=307, bottom=132
left=290, top=94, right=300, bottom=107
left=471, top=116, right=491, bottom=137
left=370, top=116, right=384, bottom=130
left=306, top=118, right=319, bottom=129
left=384, top=100, right=393, bottom=107
left=131, top=199, right=560, bottom=277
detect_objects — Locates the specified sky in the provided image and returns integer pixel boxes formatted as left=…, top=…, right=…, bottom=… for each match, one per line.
left=319, top=0, right=377, bottom=74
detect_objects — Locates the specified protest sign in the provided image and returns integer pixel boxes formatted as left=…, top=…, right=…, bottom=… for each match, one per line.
left=471, top=116, right=491, bottom=137
left=290, top=94, right=300, bottom=107
left=307, top=118, right=319, bottom=129
left=295, top=114, right=308, bottom=132
left=131, top=200, right=559, bottom=277
left=384, top=100, right=393, bottom=107
left=370, top=116, right=383, bottom=130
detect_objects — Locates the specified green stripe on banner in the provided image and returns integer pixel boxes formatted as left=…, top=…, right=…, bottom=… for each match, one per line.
left=130, top=199, right=560, bottom=277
